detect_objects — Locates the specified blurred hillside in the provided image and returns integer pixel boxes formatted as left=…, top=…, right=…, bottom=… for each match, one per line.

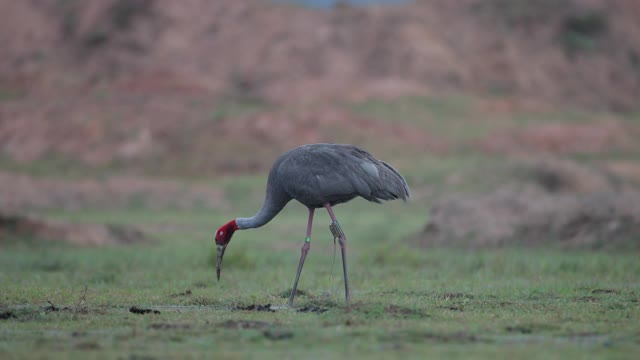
left=1, top=0, right=639, bottom=175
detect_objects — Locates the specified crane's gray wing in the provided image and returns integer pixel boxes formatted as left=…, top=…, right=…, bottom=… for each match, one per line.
left=275, top=144, right=410, bottom=207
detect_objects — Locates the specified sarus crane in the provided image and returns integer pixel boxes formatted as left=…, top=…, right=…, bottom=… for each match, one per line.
left=214, top=143, right=410, bottom=306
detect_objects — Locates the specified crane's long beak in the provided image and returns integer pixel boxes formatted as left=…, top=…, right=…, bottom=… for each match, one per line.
left=216, top=244, right=227, bottom=281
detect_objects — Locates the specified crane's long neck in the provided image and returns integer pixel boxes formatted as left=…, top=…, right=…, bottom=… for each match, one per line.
left=236, top=184, right=290, bottom=230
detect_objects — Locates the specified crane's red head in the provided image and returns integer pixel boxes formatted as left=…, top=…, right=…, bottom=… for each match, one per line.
left=215, top=220, right=238, bottom=282
left=215, top=220, right=238, bottom=246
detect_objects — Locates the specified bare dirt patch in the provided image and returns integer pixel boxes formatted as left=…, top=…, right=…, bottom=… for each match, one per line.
left=414, top=159, right=640, bottom=249
left=476, top=122, right=639, bottom=155
left=212, top=107, right=445, bottom=173
left=417, top=188, right=640, bottom=249
left=604, top=161, right=640, bottom=185
left=0, top=171, right=225, bottom=211
left=0, top=212, right=151, bottom=246
left=2, top=0, right=640, bottom=177
left=512, top=158, right=622, bottom=193
left=3, top=0, right=639, bottom=108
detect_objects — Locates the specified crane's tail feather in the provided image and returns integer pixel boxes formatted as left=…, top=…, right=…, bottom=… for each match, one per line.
left=370, top=161, right=410, bottom=203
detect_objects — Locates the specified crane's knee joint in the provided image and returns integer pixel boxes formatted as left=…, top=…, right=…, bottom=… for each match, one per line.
left=301, top=239, right=311, bottom=252
left=329, top=220, right=345, bottom=239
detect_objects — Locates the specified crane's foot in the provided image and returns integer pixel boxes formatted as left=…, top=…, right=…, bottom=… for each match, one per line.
left=325, top=205, right=351, bottom=304
left=328, top=217, right=350, bottom=304
left=288, top=208, right=315, bottom=307
left=337, top=234, right=350, bottom=304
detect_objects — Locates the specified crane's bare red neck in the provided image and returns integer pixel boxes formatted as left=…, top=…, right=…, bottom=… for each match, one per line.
left=215, top=220, right=239, bottom=245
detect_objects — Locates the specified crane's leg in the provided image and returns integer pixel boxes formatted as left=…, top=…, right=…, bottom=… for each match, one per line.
left=288, top=207, right=314, bottom=306
left=325, top=204, right=351, bottom=304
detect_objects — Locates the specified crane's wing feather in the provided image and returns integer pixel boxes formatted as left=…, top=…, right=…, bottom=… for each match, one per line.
left=276, top=144, right=410, bottom=207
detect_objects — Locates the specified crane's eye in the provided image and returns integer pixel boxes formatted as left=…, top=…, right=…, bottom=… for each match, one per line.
left=219, top=231, right=224, bottom=236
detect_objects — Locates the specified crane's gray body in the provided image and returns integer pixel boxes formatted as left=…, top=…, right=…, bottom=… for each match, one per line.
left=236, top=144, right=410, bottom=230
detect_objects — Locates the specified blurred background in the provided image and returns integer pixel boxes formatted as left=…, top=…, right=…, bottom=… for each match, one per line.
left=1, top=0, right=639, bottom=249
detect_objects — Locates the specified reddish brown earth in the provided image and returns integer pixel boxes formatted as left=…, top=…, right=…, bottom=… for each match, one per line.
left=414, top=159, right=640, bottom=249
left=1, top=0, right=639, bottom=174
left=0, top=211, right=151, bottom=246
left=0, top=171, right=225, bottom=211
left=2, top=0, right=640, bottom=247
left=476, top=121, right=639, bottom=155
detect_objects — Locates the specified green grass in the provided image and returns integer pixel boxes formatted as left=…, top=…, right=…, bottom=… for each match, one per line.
left=210, top=98, right=271, bottom=122
left=347, top=95, right=492, bottom=141
left=2, top=94, right=640, bottom=358
left=346, top=95, right=634, bottom=146
left=2, top=193, right=640, bottom=359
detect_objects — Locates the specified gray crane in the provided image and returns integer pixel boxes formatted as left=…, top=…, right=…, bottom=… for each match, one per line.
left=214, top=143, right=410, bottom=306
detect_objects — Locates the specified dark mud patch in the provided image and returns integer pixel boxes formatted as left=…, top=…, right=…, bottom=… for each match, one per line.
left=444, top=305, right=464, bottom=311
left=220, top=320, right=272, bottom=330
left=592, top=289, right=618, bottom=294
left=297, top=306, right=328, bottom=314
left=506, top=323, right=559, bottom=334
left=387, top=330, right=479, bottom=344
left=263, top=329, right=293, bottom=340
left=129, top=306, right=160, bottom=315
left=0, top=311, right=16, bottom=320
left=233, top=304, right=275, bottom=312
left=149, top=323, right=191, bottom=330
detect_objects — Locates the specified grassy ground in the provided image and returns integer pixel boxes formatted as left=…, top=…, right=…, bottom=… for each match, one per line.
left=2, top=192, right=640, bottom=359
left=1, top=96, right=639, bottom=358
